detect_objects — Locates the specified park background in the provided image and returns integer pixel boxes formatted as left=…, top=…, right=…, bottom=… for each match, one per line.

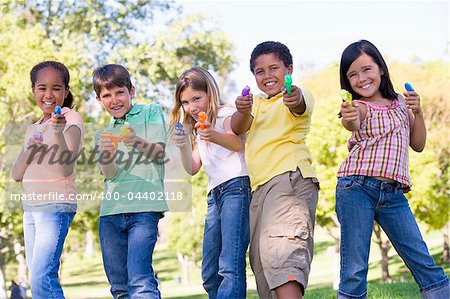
left=0, top=0, right=448, bottom=298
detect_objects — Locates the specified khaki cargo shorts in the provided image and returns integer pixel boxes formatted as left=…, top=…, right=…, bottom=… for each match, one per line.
left=249, top=167, right=319, bottom=298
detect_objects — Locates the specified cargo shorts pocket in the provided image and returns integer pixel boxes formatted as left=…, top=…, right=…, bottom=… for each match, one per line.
left=266, top=223, right=310, bottom=269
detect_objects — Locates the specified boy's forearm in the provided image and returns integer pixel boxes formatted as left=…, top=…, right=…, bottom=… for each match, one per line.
left=101, top=162, right=119, bottom=180
left=231, top=111, right=252, bottom=135
left=289, top=95, right=306, bottom=115
left=133, top=137, right=165, bottom=161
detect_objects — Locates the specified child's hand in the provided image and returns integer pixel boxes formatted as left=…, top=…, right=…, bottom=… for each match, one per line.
left=340, top=101, right=359, bottom=122
left=235, top=93, right=253, bottom=114
left=26, top=136, right=44, bottom=150
left=122, top=126, right=138, bottom=147
left=403, top=91, right=422, bottom=115
left=195, top=121, right=214, bottom=141
left=98, top=135, right=116, bottom=157
left=283, top=85, right=302, bottom=109
left=172, top=128, right=189, bottom=148
left=51, top=113, right=66, bottom=133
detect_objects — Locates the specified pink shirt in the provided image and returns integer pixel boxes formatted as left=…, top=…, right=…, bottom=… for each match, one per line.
left=22, top=107, right=84, bottom=205
left=337, top=99, right=411, bottom=190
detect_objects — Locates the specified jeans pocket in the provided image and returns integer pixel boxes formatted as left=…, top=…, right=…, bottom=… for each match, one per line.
left=337, top=176, right=356, bottom=190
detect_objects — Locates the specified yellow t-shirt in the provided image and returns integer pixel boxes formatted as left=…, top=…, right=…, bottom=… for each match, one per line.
left=246, top=88, right=317, bottom=190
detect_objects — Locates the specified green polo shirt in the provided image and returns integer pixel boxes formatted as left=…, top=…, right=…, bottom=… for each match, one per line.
left=95, top=103, right=168, bottom=216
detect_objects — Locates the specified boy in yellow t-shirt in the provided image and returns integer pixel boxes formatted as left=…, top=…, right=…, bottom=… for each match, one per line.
left=231, top=41, right=319, bottom=299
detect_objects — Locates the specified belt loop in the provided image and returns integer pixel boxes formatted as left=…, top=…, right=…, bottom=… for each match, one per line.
left=355, top=175, right=364, bottom=185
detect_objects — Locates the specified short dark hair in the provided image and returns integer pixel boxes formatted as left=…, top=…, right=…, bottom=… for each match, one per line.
left=249, top=41, right=293, bottom=73
left=30, top=61, right=74, bottom=108
left=340, top=40, right=397, bottom=100
left=92, top=64, right=132, bottom=96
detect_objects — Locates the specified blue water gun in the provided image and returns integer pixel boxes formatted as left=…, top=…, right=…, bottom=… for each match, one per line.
left=404, top=82, right=415, bottom=92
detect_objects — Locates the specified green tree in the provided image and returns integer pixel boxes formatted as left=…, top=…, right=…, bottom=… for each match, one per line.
left=0, top=1, right=237, bottom=291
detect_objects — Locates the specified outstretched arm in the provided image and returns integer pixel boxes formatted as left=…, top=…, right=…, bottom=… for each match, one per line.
left=403, top=91, right=426, bottom=152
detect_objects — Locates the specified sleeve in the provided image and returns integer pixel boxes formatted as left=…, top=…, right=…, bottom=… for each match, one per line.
left=62, top=108, right=85, bottom=147
left=145, top=103, right=167, bottom=144
left=301, top=88, right=315, bottom=116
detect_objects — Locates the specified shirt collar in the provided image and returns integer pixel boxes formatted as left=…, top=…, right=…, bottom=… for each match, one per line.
left=110, top=104, right=143, bottom=125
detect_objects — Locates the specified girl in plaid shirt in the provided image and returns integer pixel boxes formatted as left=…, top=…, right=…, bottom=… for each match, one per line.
left=335, top=40, right=449, bottom=299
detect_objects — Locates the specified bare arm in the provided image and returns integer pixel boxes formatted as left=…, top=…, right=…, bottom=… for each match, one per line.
left=197, top=117, right=243, bottom=152
left=283, top=85, right=306, bottom=115
left=172, top=130, right=202, bottom=175
left=11, top=142, right=37, bottom=182
left=340, top=101, right=367, bottom=132
left=231, top=93, right=254, bottom=135
left=403, top=92, right=426, bottom=152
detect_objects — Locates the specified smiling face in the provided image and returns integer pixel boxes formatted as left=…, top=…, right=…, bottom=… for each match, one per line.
left=253, top=53, right=292, bottom=97
left=96, top=85, right=135, bottom=119
left=32, top=67, right=68, bottom=119
left=346, top=53, right=383, bottom=101
left=179, top=86, right=209, bottom=120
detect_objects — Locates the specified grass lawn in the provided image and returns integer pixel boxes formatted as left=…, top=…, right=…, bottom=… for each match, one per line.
left=56, top=226, right=449, bottom=299
left=5, top=227, right=448, bottom=298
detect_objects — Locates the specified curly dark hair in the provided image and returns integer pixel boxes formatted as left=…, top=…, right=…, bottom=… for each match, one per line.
left=249, top=41, right=293, bottom=73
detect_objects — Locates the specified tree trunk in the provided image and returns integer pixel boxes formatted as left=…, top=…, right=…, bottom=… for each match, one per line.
left=0, top=265, right=6, bottom=299
left=373, top=224, right=392, bottom=283
left=442, top=222, right=449, bottom=263
left=84, top=231, right=94, bottom=257
left=177, top=253, right=190, bottom=284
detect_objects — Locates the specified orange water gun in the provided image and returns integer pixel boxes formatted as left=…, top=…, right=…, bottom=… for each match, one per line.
left=198, top=112, right=208, bottom=130
left=100, top=132, right=123, bottom=158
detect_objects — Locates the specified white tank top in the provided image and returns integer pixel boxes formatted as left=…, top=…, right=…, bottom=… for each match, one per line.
left=196, top=106, right=248, bottom=192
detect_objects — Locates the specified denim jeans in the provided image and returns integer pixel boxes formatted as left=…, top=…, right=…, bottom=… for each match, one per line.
left=336, top=175, right=449, bottom=299
left=99, top=212, right=162, bottom=299
left=201, top=176, right=251, bottom=299
left=23, top=203, right=76, bottom=299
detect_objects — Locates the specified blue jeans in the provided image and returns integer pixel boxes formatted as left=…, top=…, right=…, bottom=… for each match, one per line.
left=335, top=175, right=449, bottom=299
left=201, top=176, right=251, bottom=299
left=23, top=203, right=76, bottom=299
left=99, top=212, right=162, bottom=299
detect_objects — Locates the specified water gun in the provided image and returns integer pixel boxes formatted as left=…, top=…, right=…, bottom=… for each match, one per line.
left=241, top=85, right=251, bottom=97
left=175, top=122, right=184, bottom=135
left=285, top=74, right=292, bottom=95
left=340, top=89, right=353, bottom=102
left=33, top=131, right=43, bottom=141
left=100, top=132, right=123, bottom=158
left=198, top=112, right=208, bottom=130
left=404, top=82, right=415, bottom=92
left=120, top=123, right=131, bottom=137
left=54, top=106, right=62, bottom=115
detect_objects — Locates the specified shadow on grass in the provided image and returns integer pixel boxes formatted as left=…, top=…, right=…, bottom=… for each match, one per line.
left=62, top=280, right=110, bottom=288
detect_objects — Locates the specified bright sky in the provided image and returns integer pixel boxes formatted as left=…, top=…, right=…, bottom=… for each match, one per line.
left=177, top=0, right=449, bottom=96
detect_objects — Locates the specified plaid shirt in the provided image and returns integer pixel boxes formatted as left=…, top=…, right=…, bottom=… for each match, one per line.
left=337, top=99, right=411, bottom=189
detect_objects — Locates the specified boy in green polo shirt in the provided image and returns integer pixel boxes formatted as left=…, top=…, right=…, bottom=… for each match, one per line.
left=93, top=64, right=167, bottom=298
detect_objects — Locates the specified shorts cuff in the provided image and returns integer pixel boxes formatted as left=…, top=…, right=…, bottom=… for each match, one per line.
left=267, top=269, right=307, bottom=295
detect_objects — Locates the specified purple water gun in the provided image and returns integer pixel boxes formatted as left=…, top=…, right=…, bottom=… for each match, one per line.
left=241, top=86, right=251, bottom=97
